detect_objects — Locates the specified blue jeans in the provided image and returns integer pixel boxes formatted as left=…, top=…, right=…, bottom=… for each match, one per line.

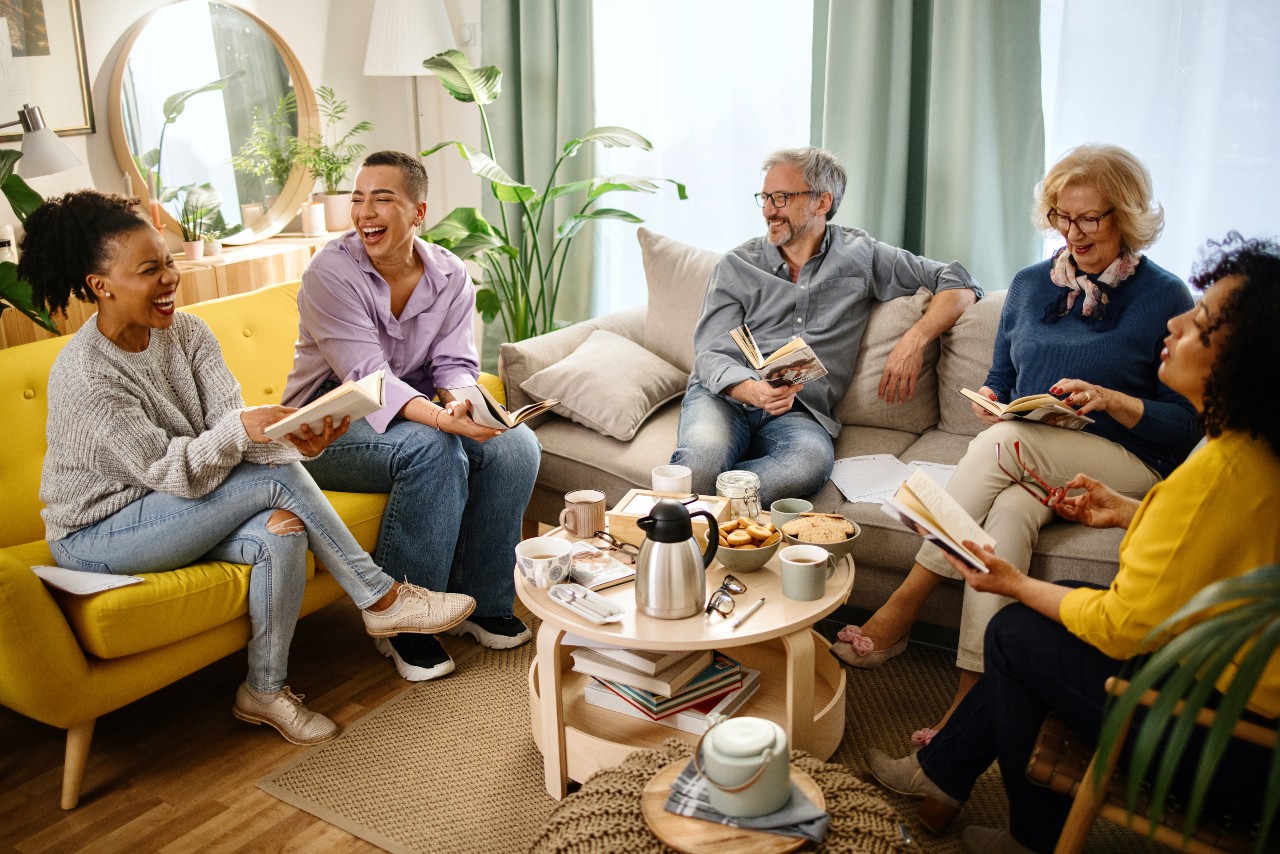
left=300, top=417, right=541, bottom=617
left=670, top=382, right=834, bottom=507
left=917, top=587, right=1273, bottom=852
left=51, top=462, right=396, bottom=694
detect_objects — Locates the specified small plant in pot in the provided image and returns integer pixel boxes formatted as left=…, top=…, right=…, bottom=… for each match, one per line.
left=296, top=86, right=372, bottom=231
left=170, top=185, right=218, bottom=260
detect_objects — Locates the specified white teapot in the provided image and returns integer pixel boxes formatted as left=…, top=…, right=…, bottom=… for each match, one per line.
left=694, top=715, right=791, bottom=817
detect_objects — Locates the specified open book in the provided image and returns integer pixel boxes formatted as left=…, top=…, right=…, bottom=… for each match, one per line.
left=264, top=370, right=386, bottom=441
left=959, top=388, right=1094, bottom=431
left=881, top=468, right=996, bottom=572
left=445, top=383, right=558, bottom=431
left=728, top=325, right=828, bottom=387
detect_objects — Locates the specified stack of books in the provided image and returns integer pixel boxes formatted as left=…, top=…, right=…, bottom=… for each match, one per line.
left=571, top=648, right=759, bottom=734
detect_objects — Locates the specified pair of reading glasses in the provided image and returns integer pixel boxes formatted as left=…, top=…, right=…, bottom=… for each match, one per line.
left=995, top=441, right=1068, bottom=506
left=587, top=531, right=640, bottom=565
left=754, top=190, right=819, bottom=209
left=705, top=574, right=748, bottom=617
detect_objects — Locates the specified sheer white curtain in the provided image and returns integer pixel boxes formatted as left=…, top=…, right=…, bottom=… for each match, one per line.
left=590, top=1, right=813, bottom=316
left=1041, top=0, right=1280, bottom=281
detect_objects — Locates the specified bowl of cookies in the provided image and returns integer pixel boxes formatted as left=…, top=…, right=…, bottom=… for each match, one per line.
left=780, top=513, right=861, bottom=563
left=714, top=517, right=782, bottom=573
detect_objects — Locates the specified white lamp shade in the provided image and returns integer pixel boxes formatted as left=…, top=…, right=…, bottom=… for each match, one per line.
left=364, top=0, right=457, bottom=77
left=17, top=127, right=81, bottom=179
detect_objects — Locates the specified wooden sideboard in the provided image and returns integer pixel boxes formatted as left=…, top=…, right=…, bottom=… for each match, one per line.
left=0, top=234, right=338, bottom=350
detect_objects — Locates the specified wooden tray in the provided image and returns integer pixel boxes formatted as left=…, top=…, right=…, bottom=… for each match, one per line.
left=640, top=759, right=825, bottom=854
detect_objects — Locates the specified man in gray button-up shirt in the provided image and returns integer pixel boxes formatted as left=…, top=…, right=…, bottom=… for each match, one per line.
left=671, top=147, right=982, bottom=505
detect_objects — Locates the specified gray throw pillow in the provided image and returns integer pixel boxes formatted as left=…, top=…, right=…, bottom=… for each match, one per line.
left=638, top=228, right=721, bottom=374
left=520, top=329, right=688, bottom=441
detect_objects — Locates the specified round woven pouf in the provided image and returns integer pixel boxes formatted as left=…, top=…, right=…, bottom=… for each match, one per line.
left=526, top=739, right=910, bottom=854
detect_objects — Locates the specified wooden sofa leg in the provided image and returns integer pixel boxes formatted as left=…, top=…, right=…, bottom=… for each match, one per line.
left=522, top=518, right=539, bottom=539
left=61, top=719, right=95, bottom=810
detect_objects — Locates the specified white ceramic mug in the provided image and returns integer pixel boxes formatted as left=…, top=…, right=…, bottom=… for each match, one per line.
left=559, top=489, right=606, bottom=538
left=515, top=537, right=573, bottom=588
left=779, top=543, right=836, bottom=601
left=652, top=464, right=693, bottom=494
left=769, top=497, right=813, bottom=531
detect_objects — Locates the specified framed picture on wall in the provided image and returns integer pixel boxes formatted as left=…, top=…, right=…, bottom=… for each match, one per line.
left=0, top=0, right=93, bottom=140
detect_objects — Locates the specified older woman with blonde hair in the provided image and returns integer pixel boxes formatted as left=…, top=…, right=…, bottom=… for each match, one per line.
left=835, top=144, right=1202, bottom=741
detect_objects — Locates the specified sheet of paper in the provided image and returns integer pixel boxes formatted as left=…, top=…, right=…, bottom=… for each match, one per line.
left=905, top=460, right=956, bottom=491
left=32, top=565, right=143, bottom=595
left=830, top=454, right=910, bottom=504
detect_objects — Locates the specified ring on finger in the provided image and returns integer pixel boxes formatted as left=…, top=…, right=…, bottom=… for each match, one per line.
left=1081, top=391, right=1091, bottom=403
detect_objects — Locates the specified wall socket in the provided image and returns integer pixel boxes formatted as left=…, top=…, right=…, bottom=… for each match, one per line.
left=458, top=21, right=478, bottom=46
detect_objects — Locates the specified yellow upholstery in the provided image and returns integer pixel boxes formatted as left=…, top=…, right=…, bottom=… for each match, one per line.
left=0, top=279, right=503, bottom=808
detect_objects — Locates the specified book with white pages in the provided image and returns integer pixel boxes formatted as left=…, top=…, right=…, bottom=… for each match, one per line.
left=571, top=647, right=713, bottom=695
left=32, top=565, right=143, bottom=595
left=444, top=383, right=558, bottom=431
left=263, top=370, right=385, bottom=441
left=830, top=454, right=956, bottom=504
left=881, top=468, right=995, bottom=572
left=588, top=646, right=692, bottom=676
left=582, top=667, right=761, bottom=735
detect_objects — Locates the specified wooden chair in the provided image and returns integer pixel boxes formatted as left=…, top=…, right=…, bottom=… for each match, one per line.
left=1026, top=677, right=1277, bottom=854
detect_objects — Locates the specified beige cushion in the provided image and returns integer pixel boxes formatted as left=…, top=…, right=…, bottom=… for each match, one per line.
left=520, top=329, right=688, bottom=441
left=833, top=289, right=940, bottom=433
left=937, top=291, right=1005, bottom=436
left=638, top=227, right=720, bottom=373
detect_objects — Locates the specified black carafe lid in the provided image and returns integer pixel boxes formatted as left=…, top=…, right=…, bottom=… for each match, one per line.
left=636, top=498, right=692, bottom=543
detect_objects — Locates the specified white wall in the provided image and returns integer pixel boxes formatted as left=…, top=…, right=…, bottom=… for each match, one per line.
left=4, top=0, right=482, bottom=239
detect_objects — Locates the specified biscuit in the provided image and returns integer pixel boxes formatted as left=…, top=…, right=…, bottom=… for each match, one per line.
left=726, top=529, right=753, bottom=547
left=781, top=513, right=855, bottom=544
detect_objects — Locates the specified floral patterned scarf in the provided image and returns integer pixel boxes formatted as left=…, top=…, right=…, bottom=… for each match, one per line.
left=1043, top=247, right=1142, bottom=331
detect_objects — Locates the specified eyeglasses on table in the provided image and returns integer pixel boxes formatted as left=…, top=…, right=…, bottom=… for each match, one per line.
left=704, top=573, right=748, bottom=617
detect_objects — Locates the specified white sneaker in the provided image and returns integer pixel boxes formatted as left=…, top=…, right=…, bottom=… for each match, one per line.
left=374, top=635, right=455, bottom=681
left=362, top=582, right=476, bottom=637
left=232, top=683, right=339, bottom=745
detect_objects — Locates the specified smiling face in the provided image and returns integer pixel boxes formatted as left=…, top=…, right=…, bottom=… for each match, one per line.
left=761, top=162, right=828, bottom=249
left=350, top=164, right=427, bottom=269
left=88, top=225, right=180, bottom=352
left=1052, top=182, right=1123, bottom=274
left=1159, top=275, right=1242, bottom=411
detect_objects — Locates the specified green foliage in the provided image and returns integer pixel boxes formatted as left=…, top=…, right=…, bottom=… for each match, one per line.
left=419, top=49, right=687, bottom=342
left=296, top=86, right=373, bottom=195
left=169, top=184, right=221, bottom=243
left=0, top=149, right=56, bottom=333
left=1095, top=564, right=1280, bottom=851
left=144, top=73, right=241, bottom=200
left=230, top=91, right=298, bottom=192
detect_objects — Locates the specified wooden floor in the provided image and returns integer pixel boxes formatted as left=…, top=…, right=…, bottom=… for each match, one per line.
left=0, top=600, right=502, bottom=853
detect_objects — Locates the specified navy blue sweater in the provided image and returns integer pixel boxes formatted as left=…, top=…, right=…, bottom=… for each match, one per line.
left=985, top=256, right=1201, bottom=477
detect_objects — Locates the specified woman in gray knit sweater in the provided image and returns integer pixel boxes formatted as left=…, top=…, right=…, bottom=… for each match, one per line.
left=23, top=190, right=474, bottom=745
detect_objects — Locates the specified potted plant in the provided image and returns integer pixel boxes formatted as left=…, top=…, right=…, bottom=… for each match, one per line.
left=171, top=185, right=218, bottom=260
left=1093, top=563, right=1280, bottom=849
left=230, top=90, right=298, bottom=201
left=296, top=86, right=372, bottom=231
left=419, top=50, right=686, bottom=343
left=0, top=149, right=57, bottom=334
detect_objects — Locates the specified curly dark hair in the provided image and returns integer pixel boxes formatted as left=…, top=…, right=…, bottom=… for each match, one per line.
left=1188, top=232, right=1280, bottom=456
left=17, top=190, right=151, bottom=316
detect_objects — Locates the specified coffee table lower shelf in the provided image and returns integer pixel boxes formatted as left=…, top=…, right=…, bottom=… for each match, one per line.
left=528, top=632, right=846, bottom=793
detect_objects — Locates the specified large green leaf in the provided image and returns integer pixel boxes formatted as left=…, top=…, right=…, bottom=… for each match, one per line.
left=421, top=206, right=500, bottom=246
left=425, top=141, right=535, bottom=201
left=589, top=175, right=689, bottom=201
left=562, top=126, right=653, bottom=159
left=555, top=208, right=643, bottom=240
left=423, top=49, right=501, bottom=106
left=0, top=151, right=42, bottom=224
left=162, top=72, right=241, bottom=123
left=474, top=287, right=502, bottom=323
left=0, top=261, right=58, bottom=333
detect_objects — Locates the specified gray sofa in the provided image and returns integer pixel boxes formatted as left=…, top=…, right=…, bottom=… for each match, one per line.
left=498, top=229, right=1126, bottom=630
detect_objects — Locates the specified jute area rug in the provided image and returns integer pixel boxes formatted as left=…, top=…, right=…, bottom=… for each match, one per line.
left=260, top=629, right=1165, bottom=853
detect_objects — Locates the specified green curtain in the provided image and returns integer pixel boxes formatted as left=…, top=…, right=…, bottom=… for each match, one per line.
left=811, top=0, right=1044, bottom=292
left=478, top=0, right=594, bottom=364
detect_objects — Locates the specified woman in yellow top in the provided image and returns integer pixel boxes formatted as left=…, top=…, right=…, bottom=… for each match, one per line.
left=864, top=233, right=1280, bottom=854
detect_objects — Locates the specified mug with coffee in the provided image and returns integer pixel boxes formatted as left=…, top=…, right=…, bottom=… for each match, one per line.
left=778, top=543, right=836, bottom=601
left=515, top=536, right=573, bottom=588
left=560, top=489, right=606, bottom=538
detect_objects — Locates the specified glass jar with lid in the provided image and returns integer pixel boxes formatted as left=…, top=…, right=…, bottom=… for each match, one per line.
left=716, top=470, right=761, bottom=520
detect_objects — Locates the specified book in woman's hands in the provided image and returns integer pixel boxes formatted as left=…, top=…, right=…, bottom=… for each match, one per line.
left=445, top=383, right=558, bottom=431
left=881, top=468, right=996, bottom=572
left=728, top=324, right=828, bottom=387
left=263, top=370, right=386, bottom=441
left=959, top=388, right=1094, bottom=430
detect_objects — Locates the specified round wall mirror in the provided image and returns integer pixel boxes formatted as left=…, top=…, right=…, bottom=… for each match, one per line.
left=109, top=1, right=316, bottom=246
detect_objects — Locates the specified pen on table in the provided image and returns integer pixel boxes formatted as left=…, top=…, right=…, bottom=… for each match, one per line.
left=731, top=597, right=765, bottom=630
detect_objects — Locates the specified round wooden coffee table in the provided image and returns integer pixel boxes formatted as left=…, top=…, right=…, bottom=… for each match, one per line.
left=517, top=526, right=853, bottom=799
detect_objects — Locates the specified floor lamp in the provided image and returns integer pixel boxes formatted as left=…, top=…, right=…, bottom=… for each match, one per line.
left=364, top=0, right=458, bottom=160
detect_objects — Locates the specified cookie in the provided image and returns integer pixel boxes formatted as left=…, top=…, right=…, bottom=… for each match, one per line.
left=781, top=513, right=855, bottom=544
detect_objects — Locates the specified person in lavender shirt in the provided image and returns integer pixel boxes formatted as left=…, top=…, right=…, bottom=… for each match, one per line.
left=282, top=151, right=541, bottom=682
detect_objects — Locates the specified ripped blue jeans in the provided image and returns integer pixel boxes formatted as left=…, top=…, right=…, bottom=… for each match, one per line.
left=50, top=462, right=396, bottom=693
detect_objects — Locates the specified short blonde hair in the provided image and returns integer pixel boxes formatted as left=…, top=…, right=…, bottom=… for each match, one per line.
left=1034, top=144, right=1164, bottom=253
